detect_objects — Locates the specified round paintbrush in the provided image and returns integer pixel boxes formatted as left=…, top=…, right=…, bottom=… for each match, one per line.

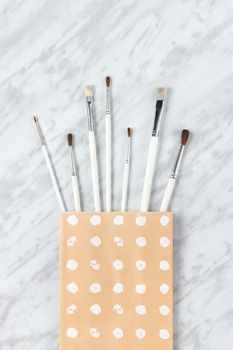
left=67, top=133, right=81, bottom=211
left=121, top=127, right=132, bottom=211
left=160, top=129, right=190, bottom=211
left=105, top=76, right=112, bottom=211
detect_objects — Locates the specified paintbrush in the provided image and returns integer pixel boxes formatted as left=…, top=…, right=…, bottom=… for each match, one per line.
left=140, top=87, right=167, bottom=211
left=121, top=127, right=132, bottom=211
left=67, top=133, right=81, bottom=211
left=105, top=76, right=112, bottom=211
left=33, top=116, right=66, bottom=211
left=84, top=85, right=101, bottom=212
left=160, top=129, right=190, bottom=211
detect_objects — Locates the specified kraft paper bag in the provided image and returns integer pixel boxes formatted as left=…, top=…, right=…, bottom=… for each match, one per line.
left=60, top=212, right=173, bottom=350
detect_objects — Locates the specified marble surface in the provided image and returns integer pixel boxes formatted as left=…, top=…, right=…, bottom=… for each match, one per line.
left=0, top=0, right=233, bottom=349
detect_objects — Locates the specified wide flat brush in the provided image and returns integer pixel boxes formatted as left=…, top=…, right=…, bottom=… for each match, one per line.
left=105, top=76, right=112, bottom=211
left=84, top=85, right=101, bottom=212
left=140, top=87, right=167, bottom=211
left=67, top=134, right=81, bottom=211
left=160, top=129, right=190, bottom=211
left=121, top=128, right=132, bottom=211
left=33, top=116, right=66, bottom=211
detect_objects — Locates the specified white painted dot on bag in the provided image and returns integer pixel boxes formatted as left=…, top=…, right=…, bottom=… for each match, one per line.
left=89, top=304, right=101, bottom=315
left=90, top=215, right=102, bottom=226
left=89, top=282, right=102, bottom=294
left=66, top=259, right=79, bottom=271
left=135, top=236, right=147, bottom=247
left=66, top=304, right=77, bottom=315
left=66, top=282, right=78, bottom=294
left=159, top=260, right=170, bottom=271
left=159, top=329, right=170, bottom=339
left=113, top=236, right=124, bottom=247
left=160, top=283, right=170, bottom=294
left=135, top=328, right=146, bottom=339
left=66, top=327, right=78, bottom=338
left=113, top=215, right=124, bottom=225
left=67, top=236, right=77, bottom=247
left=135, top=215, right=147, bottom=226
left=113, top=283, right=124, bottom=293
left=90, top=328, right=101, bottom=338
left=135, top=284, right=146, bottom=294
left=159, top=305, right=170, bottom=316
left=136, top=260, right=146, bottom=271
left=90, top=235, right=102, bottom=247
left=113, top=328, right=124, bottom=339
left=113, top=304, right=124, bottom=315
left=113, top=259, right=124, bottom=270
left=160, top=215, right=170, bottom=226
left=90, top=259, right=101, bottom=270
left=160, top=236, right=170, bottom=247
left=67, top=215, right=79, bottom=226
left=135, top=305, right=147, bottom=315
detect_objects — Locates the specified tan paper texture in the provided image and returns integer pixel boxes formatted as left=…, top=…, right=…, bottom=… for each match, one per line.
left=60, top=212, right=173, bottom=350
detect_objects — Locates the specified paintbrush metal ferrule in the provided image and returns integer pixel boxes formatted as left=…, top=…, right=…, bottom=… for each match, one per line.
left=86, top=96, right=94, bottom=131
left=106, top=87, right=111, bottom=114
left=33, top=116, right=45, bottom=145
left=170, top=145, right=184, bottom=179
left=69, top=146, right=76, bottom=176
left=125, top=137, right=131, bottom=164
left=152, top=100, right=164, bottom=137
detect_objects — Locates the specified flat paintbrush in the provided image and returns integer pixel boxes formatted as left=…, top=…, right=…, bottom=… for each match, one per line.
left=140, top=87, right=167, bottom=211
left=84, top=85, right=101, bottom=212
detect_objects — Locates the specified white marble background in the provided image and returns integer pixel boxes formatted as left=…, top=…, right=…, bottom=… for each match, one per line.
left=0, top=0, right=233, bottom=349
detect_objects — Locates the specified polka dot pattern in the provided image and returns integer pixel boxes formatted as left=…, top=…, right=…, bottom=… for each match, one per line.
left=89, top=303, right=101, bottom=315
left=67, top=215, right=79, bottom=226
left=66, top=259, right=79, bottom=270
left=61, top=212, right=172, bottom=349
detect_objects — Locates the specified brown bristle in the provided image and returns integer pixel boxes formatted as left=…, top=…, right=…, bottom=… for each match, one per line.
left=106, top=76, right=111, bottom=87
left=33, top=116, right=38, bottom=123
left=181, top=129, right=189, bottom=146
left=127, top=127, right=132, bottom=137
left=67, top=133, right=73, bottom=146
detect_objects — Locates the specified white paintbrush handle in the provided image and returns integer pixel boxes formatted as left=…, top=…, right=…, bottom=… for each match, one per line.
left=160, top=177, right=176, bottom=211
left=72, top=175, right=81, bottom=211
left=121, top=163, right=129, bottom=211
left=41, top=145, right=65, bottom=211
left=105, top=114, right=111, bottom=211
left=140, top=136, right=159, bottom=212
left=88, top=131, right=101, bottom=212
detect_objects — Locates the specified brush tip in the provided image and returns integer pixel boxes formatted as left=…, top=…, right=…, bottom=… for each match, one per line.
left=106, top=76, right=111, bottom=87
left=127, top=127, right=132, bottom=137
left=181, top=129, right=189, bottom=145
left=67, top=133, right=73, bottom=146
left=84, top=85, right=94, bottom=97
left=33, top=116, right=38, bottom=123
left=156, top=87, right=167, bottom=100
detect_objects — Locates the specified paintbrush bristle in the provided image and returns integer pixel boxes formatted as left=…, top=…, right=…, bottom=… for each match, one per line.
left=84, top=85, right=94, bottom=97
left=33, top=116, right=38, bottom=123
left=181, top=129, right=189, bottom=145
left=106, top=76, right=111, bottom=87
left=67, top=133, right=73, bottom=146
left=127, top=127, right=132, bottom=137
left=156, top=87, right=167, bottom=100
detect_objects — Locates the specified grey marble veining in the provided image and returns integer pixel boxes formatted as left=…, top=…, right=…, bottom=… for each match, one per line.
left=0, top=0, right=233, bottom=349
